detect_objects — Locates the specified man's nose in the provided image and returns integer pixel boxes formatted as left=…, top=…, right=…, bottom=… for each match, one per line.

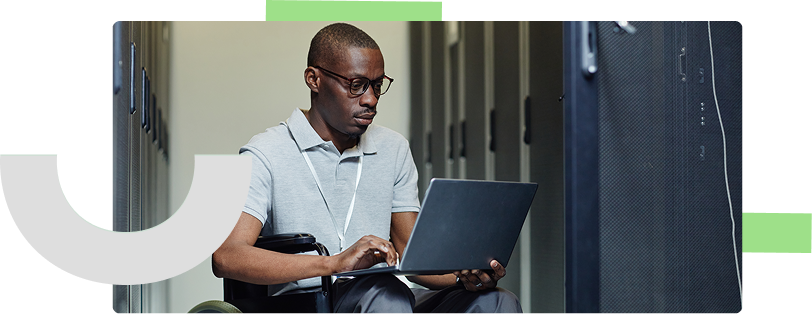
left=359, top=84, right=379, bottom=108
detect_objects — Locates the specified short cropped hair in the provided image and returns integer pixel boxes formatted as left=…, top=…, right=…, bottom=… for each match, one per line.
left=307, top=23, right=380, bottom=67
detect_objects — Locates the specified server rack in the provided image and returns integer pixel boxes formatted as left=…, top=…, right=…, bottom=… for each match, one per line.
left=409, top=21, right=549, bottom=312
left=409, top=21, right=740, bottom=313
left=112, top=21, right=172, bottom=313
left=564, top=21, right=742, bottom=312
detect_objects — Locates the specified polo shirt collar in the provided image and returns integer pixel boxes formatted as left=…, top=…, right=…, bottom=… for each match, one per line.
left=284, top=108, right=378, bottom=155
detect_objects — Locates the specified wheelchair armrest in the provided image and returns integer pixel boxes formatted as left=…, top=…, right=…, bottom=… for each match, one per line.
left=255, top=233, right=315, bottom=249
left=254, top=233, right=330, bottom=256
left=224, top=232, right=333, bottom=309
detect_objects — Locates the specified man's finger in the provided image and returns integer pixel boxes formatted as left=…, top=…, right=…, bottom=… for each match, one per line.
left=464, top=270, right=481, bottom=289
left=478, top=271, right=493, bottom=286
left=472, top=269, right=490, bottom=289
left=386, top=247, right=396, bottom=266
left=490, top=260, right=506, bottom=279
left=363, top=236, right=396, bottom=265
left=386, top=242, right=397, bottom=266
left=460, top=270, right=479, bottom=291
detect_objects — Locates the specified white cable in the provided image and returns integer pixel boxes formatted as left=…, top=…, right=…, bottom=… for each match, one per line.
left=708, top=21, right=742, bottom=301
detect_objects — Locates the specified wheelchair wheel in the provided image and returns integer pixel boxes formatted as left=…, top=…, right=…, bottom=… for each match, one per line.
left=188, top=300, right=242, bottom=313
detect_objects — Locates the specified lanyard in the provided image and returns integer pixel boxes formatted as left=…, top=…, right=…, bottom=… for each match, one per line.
left=300, top=145, right=363, bottom=252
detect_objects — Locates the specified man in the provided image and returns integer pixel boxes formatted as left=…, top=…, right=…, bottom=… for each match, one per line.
left=212, top=23, right=521, bottom=313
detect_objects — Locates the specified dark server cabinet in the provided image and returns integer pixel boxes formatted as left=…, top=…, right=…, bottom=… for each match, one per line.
left=564, top=21, right=742, bottom=312
left=461, top=22, right=487, bottom=181
left=132, top=21, right=145, bottom=313
left=527, top=21, right=565, bottom=313
left=410, top=21, right=549, bottom=311
left=491, top=26, right=522, bottom=178
left=113, top=21, right=171, bottom=313
left=409, top=22, right=427, bottom=200
left=410, top=21, right=450, bottom=198
left=429, top=21, right=448, bottom=181
left=112, top=21, right=131, bottom=314
left=408, top=20, right=739, bottom=313
left=491, top=21, right=524, bottom=296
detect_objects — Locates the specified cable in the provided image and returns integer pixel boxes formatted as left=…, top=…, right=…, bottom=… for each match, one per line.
left=708, top=21, right=742, bottom=301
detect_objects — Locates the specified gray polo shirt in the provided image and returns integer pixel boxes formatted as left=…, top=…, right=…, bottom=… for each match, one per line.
left=239, top=108, right=420, bottom=294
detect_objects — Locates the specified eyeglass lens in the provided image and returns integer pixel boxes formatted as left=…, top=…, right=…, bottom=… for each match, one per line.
left=349, top=77, right=392, bottom=96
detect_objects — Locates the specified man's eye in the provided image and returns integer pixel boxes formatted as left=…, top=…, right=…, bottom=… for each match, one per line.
left=351, top=81, right=366, bottom=89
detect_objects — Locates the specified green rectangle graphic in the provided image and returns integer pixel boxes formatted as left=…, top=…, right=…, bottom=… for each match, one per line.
left=743, top=213, right=812, bottom=253
left=267, top=1, right=442, bottom=21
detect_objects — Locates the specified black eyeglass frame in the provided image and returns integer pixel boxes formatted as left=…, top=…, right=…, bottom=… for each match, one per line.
left=313, top=65, right=394, bottom=96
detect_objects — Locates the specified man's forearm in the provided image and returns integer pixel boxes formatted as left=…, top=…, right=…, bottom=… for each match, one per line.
left=212, top=244, right=335, bottom=286
left=406, top=273, right=457, bottom=290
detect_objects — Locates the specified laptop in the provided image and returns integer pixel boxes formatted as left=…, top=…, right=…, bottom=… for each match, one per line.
left=334, top=178, right=538, bottom=277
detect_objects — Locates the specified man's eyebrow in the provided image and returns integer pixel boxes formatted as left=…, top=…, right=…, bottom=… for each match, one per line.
left=348, top=72, right=386, bottom=80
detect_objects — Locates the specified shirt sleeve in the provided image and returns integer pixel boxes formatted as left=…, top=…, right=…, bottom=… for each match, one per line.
left=239, top=147, right=273, bottom=225
left=391, top=139, right=421, bottom=213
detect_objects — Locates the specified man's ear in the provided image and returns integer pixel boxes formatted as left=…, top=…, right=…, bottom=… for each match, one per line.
left=304, top=67, right=319, bottom=93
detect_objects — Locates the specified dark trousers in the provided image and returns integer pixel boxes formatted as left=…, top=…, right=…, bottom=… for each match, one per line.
left=332, top=274, right=522, bottom=313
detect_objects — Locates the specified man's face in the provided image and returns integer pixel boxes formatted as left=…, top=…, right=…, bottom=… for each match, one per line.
left=316, top=47, right=385, bottom=138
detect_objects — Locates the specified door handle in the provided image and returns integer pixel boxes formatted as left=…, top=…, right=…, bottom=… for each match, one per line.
left=679, top=47, right=687, bottom=82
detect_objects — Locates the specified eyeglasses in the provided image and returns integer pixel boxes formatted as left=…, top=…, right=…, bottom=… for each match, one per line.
left=314, top=66, right=394, bottom=96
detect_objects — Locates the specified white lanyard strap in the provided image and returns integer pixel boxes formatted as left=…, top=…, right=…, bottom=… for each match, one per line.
left=300, top=148, right=363, bottom=251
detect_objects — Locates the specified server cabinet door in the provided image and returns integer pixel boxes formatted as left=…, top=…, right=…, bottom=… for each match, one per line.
left=491, top=21, right=523, bottom=296
left=564, top=21, right=742, bottom=313
left=409, top=22, right=428, bottom=200
left=429, top=21, right=448, bottom=180
left=527, top=21, right=566, bottom=313
left=112, top=21, right=131, bottom=314
left=461, top=22, right=488, bottom=181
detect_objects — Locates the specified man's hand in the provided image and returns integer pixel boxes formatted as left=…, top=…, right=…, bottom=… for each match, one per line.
left=453, top=260, right=506, bottom=292
left=330, top=235, right=398, bottom=273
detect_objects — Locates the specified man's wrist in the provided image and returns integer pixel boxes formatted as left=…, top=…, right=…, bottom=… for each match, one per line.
left=323, top=255, right=337, bottom=275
